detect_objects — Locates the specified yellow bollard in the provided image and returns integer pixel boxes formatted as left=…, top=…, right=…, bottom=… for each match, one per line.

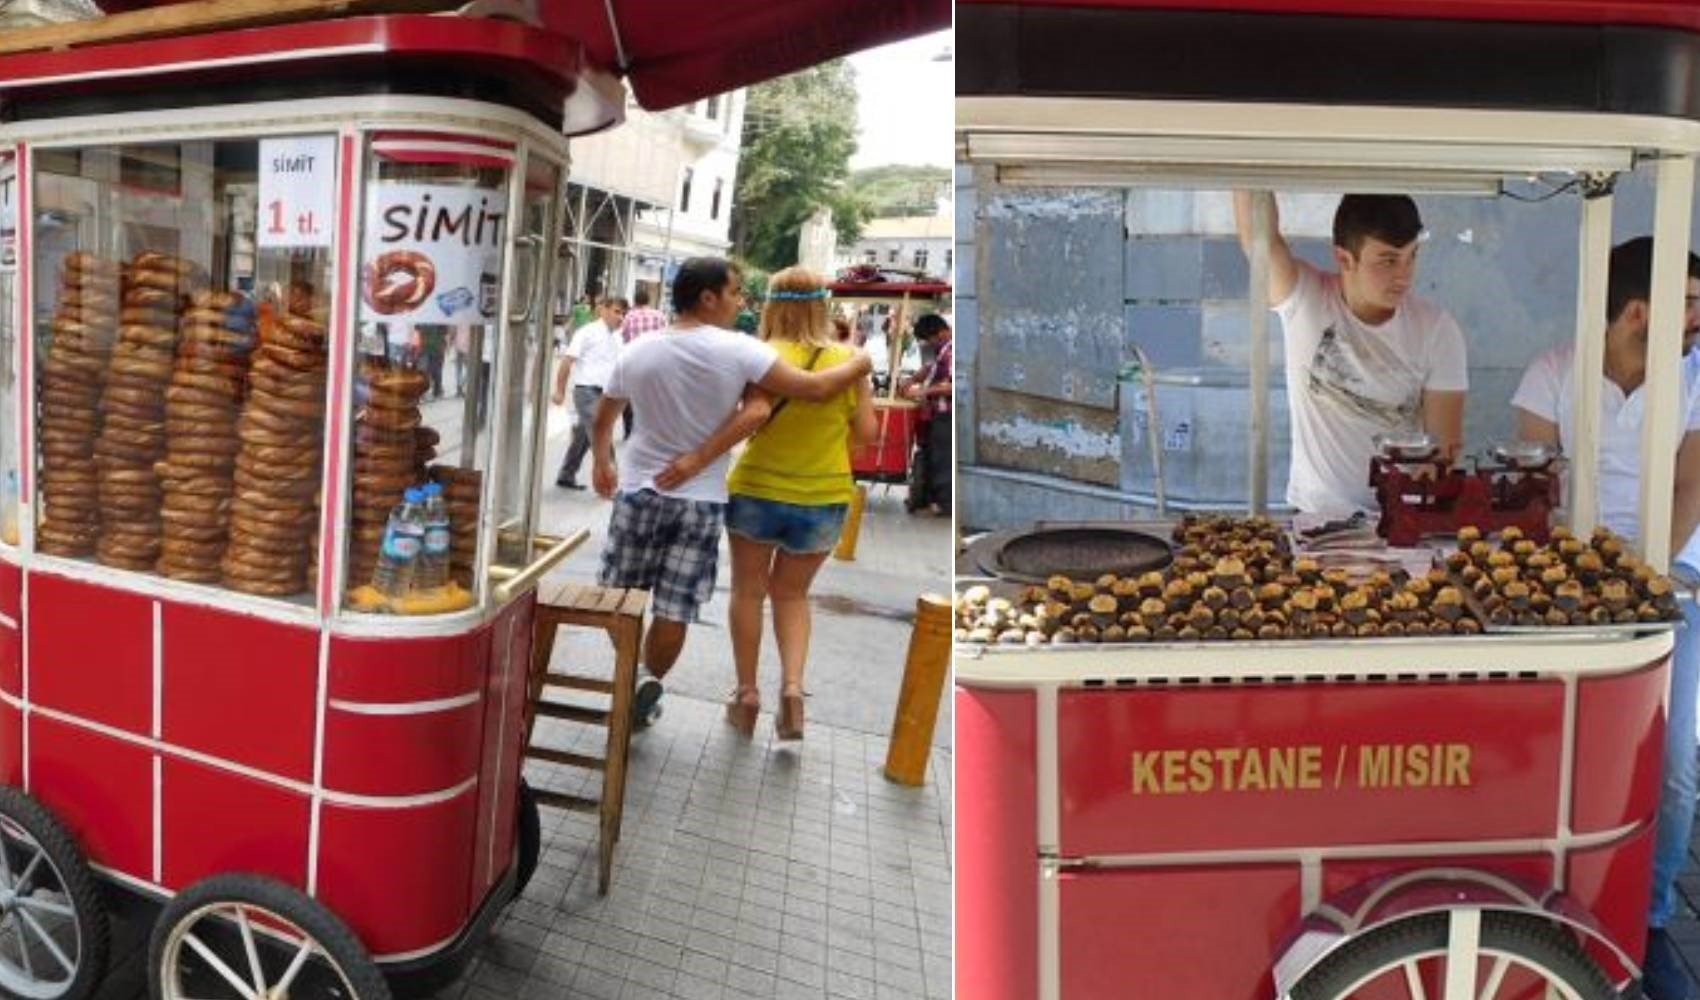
left=884, top=593, right=952, bottom=786
left=832, top=484, right=868, bottom=562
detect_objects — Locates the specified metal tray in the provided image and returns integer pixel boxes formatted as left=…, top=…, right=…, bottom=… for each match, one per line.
left=1444, top=567, right=1683, bottom=638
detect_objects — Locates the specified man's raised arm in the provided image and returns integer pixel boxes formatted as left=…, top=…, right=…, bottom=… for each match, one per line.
left=1232, top=190, right=1300, bottom=305
left=756, top=351, right=872, bottom=402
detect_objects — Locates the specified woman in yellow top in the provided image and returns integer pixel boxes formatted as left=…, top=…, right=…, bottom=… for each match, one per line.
left=658, top=267, right=876, bottom=740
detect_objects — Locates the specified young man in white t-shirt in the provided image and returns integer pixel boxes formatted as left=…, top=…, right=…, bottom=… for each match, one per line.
left=1235, top=192, right=1469, bottom=515
left=551, top=296, right=628, bottom=489
left=590, top=258, right=870, bottom=727
left=1511, top=237, right=1700, bottom=1000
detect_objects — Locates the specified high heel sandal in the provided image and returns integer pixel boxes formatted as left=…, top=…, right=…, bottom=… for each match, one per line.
left=776, top=685, right=805, bottom=741
left=725, top=685, right=760, bottom=736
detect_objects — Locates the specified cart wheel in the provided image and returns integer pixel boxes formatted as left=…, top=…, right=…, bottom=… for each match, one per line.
left=1291, top=911, right=1616, bottom=1000
left=0, top=786, right=109, bottom=1000
left=515, top=779, right=540, bottom=898
left=148, top=874, right=391, bottom=1000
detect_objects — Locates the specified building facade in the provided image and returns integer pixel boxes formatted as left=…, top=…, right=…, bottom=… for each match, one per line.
left=563, top=89, right=745, bottom=311
left=841, top=206, right=954, bottom=280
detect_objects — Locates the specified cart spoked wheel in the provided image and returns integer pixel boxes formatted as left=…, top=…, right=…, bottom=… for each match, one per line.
left=147, top=874, right=391, bottom=1000
left=515, top=779, right=540, bottom=898
left=0, top=787, right=109, bottom=1000
left=1291, top=911, right=1616, bottom=1000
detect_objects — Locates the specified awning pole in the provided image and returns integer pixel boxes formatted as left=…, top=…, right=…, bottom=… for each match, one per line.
left=1568, top=183, right=1613, bottom=536
left=1246, top=192, right=1272, bottom=515
left=1637, top=155, right=1694, bottom=573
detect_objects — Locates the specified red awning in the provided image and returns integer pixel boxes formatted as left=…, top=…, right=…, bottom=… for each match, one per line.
left=536, top=0, right=953, bottom=111
left=957, top=0, right=1700, bottom=31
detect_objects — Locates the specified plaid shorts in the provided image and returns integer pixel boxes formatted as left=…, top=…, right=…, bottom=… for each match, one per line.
left=598, top=489, right=725, bottom=623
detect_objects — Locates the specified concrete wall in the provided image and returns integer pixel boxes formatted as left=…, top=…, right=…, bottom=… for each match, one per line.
left=958, top=163, right=1700, bottom=532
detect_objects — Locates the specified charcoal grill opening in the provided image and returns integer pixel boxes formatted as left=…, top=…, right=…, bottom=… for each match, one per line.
left=973, top=524, right=1172, bottom=583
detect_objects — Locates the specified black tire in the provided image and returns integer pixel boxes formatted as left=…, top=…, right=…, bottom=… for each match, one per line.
left=0, top=785, right=109, bottom=1000
left=148, top=873, right=391, bottom=1000
left=1292, top=911, right=1617, bottom=1000
left=515, top=779, right=540, bottom=899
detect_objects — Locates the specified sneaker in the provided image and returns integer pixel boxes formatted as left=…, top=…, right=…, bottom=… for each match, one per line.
left=1646, top=928, right=1693, bottom=1000
left=556, top=477, right=585, bottom=490
left=632, top=678, right=664, bottom=728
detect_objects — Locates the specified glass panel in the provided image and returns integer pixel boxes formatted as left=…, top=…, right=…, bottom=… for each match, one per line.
left=31, top=138, right=337, bottom=602
left=343, top=136, right=510, bottom=614
left=491, top=156, right=558, bottom=568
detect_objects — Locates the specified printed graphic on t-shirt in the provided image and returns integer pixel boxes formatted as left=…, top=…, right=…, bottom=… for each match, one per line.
left=1306, top=324, right=1420, bottom=430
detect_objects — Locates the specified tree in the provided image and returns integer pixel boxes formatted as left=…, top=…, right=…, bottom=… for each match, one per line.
left=731, top=59, right=869, bottom=272
left=849, top=164, right=953, bottom=218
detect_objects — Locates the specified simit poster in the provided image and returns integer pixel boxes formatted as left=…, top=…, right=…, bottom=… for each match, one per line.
left=360, top=182, right=505, bottom=325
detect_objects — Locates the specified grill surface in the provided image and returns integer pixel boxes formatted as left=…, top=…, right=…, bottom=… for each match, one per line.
left=970, top=524, right=1172, bottom=584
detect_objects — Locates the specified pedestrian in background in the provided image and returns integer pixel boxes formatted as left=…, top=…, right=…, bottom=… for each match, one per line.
left=622, top=287, right=668, bottom=344
left=555, top=296, right=628, bottom=490
left=903, top=313, right=953, bottom=517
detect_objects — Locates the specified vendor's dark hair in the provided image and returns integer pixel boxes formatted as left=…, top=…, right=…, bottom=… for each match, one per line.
left=914, top=313, right=950, bottom=340
left=634, top=288, right=652, bottom=307
left=1606, top=237, right=1700, bottom=323
left=672, top=257, right=739, bottom=313
left=1333, top=195, right=1424, bottom=255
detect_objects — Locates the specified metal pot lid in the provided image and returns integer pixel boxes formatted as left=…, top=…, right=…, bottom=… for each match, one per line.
left=1490, top=440, right=1560, bottom=469
left=968, top=523, right=1173, bottom=584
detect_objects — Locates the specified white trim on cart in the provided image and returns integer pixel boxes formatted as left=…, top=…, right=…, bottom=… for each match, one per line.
left=308, top=625, right=332, bottom=897
left=327, top=691, right=483, bottom=716
left=7, top=94, right=570, bottom=167
left=956, top=631, right=1673, bottom=687
left=1036, top=684, right=1058, bottom=854
left=1039, top=859, right=1060, bottom=1000
left=0, top=612, right=15, bottom=632
left=25, top=702, right=478, bottom=808
left=1057, top=820, right=1641, bottom=870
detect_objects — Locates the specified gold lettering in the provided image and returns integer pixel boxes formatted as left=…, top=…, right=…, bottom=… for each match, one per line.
left=1359, top=745, right=1390, bottom=788
left=1268, top=747, right=1295, bottom=790
left=1239, top=747, right=1266, bottom=791
left=1162, top=750, right=1186, bottom=794
left=1132, top=751, right=1160, bottom=794
left=1188, top=749, right=1214, bottom=793
left=1299, top=746, right=1323, bottom=789
left=1405, top=744, right=1430, bottom=788
left=1445, top=743, right=1472, bottom=786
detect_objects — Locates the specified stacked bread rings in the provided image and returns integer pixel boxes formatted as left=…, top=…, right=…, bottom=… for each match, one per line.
left=156, top=289, right=254, bottom=583
left=37, top=252, right=120, bottom=557
left=346, top=364, right=431, bottom=587
left=92, top=251, right=205, bottom=571
left=221, top=308, right=328, bottom=597
left=430, top=464, right=482, bottom=588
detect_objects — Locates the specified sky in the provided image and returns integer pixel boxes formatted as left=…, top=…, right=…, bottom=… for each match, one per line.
left=846, top=29, right=954, bottom=171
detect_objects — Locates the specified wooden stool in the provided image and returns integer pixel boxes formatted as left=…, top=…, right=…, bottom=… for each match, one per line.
left=526, top=581, right=648, bottom=895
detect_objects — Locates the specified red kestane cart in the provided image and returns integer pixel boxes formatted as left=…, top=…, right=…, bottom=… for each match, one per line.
left=957, top=1, right=1700, bottom=997
left=831, top=269, right=950, bottom=485
left=0, top=3, right=951, bottom=999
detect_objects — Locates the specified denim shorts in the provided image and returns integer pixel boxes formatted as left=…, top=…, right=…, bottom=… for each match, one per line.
left=725, top=494, right=848, bottom=555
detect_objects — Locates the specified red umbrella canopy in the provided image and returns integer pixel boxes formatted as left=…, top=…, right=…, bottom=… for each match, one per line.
left=536, top=0, right=952, bottom=111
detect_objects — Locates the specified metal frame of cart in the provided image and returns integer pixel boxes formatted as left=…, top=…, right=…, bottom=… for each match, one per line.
left=956, top=4, right=1700, bottom=999
left=0, top=13, right=613, bottom=999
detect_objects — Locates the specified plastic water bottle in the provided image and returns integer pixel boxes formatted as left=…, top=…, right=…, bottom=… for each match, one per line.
left=372, top=487, right=426, bottom=598
left=416, top=482, right=451, bottom=591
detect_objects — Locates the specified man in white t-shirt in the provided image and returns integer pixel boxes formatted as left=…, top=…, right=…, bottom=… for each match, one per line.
left=1235, top=192, right=1469, bottom=514
left=1511, top=237, right=1700, bottom=1000
left=590, top=257, right=870, bottom=727
left=552, top=296, right=628, bottom=489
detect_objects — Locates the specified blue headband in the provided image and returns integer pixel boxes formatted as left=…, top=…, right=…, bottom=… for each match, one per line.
left=768, top=288, right=830, bottom=301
